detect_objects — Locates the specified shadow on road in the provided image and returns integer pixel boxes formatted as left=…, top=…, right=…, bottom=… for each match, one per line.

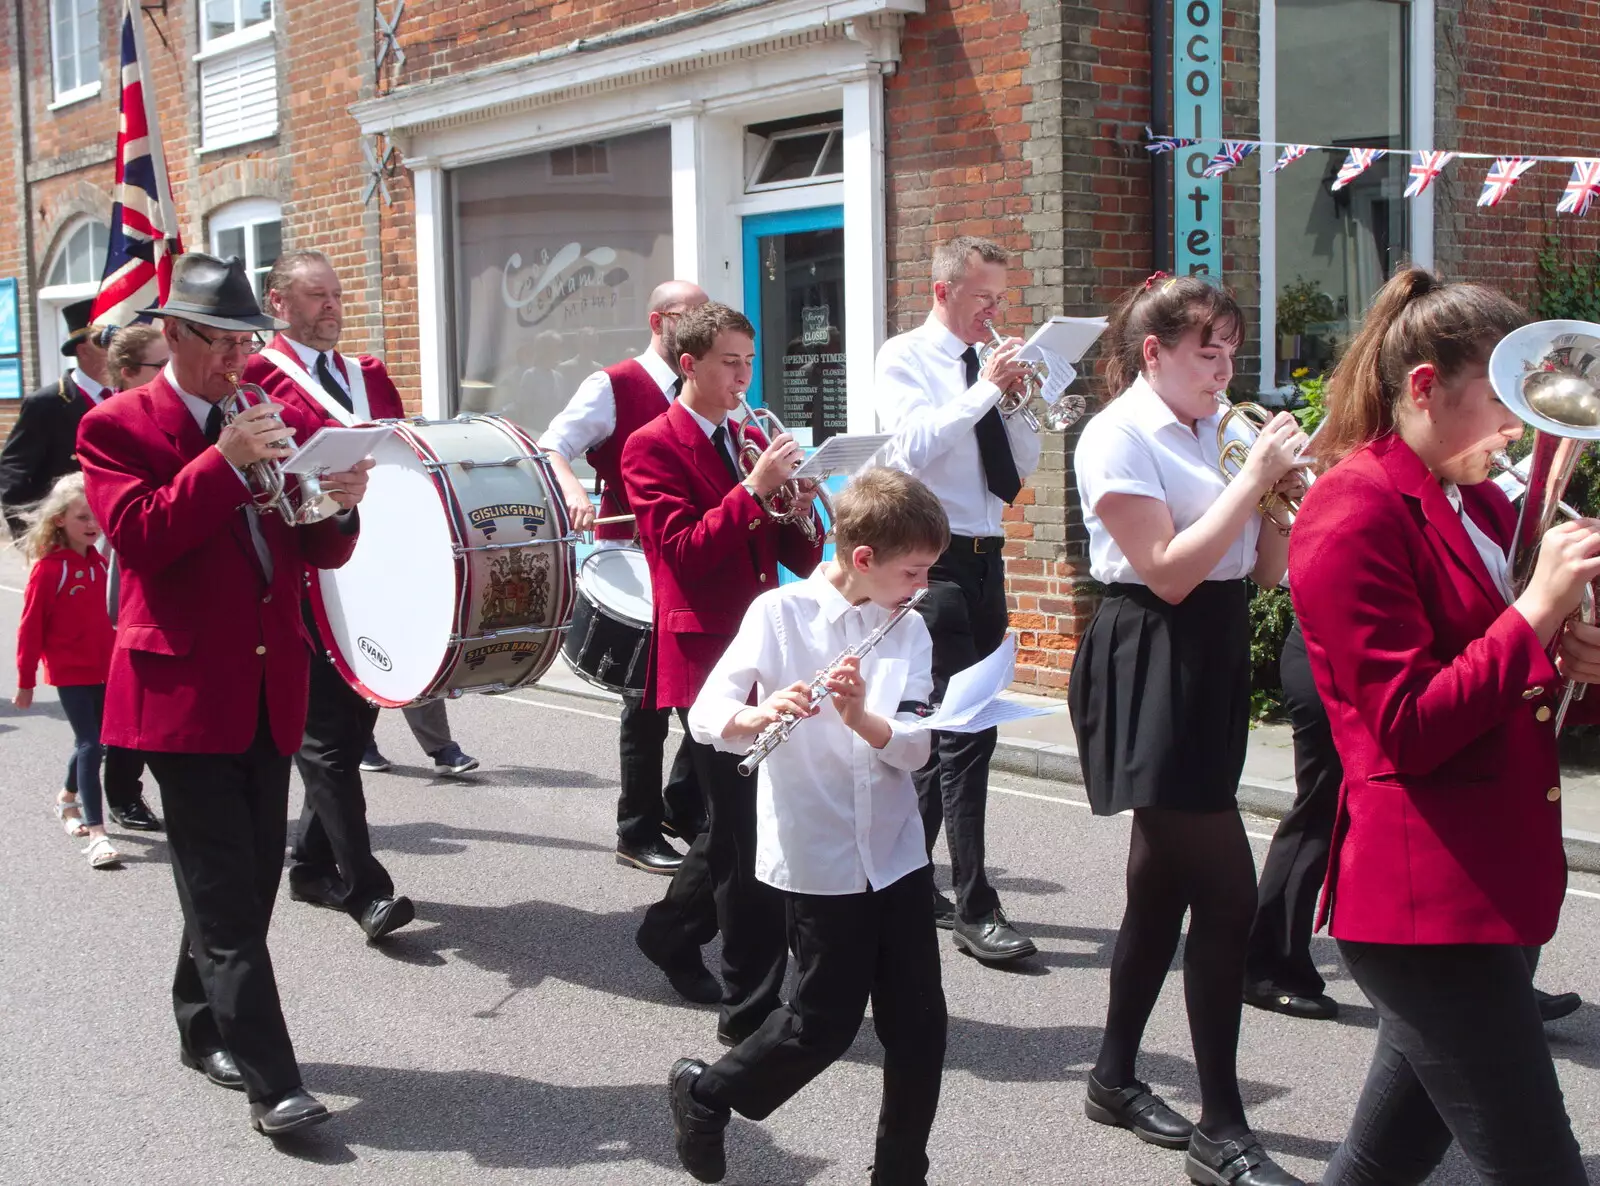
left=368, top=821, right=614, bottom=859
left=369, top=762, right=615, bottom=791
left=297, top=1060, right=831, bottom=1181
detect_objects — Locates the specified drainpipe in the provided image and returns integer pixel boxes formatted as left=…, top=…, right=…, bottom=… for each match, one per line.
left=1150, top=0, right=1169, bottom=273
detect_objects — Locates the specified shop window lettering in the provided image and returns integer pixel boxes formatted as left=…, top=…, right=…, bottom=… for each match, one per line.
left=500, top=243, right=630, bottom=330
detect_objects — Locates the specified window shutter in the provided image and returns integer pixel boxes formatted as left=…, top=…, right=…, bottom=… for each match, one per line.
left=200, top=39, right=278, bottom=150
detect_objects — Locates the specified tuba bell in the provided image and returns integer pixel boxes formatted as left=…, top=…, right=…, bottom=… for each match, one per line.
left=221, top=374, right=344, bottom=526
left=732, top=398, right=834, bottom=543
left=1488, top=319, right=1600, bottom=728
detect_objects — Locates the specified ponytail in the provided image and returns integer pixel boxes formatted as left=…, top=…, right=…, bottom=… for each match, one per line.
left=1315, top=266, right=1528, bottom=471
left=1103, top=274, right=1245, bottom=399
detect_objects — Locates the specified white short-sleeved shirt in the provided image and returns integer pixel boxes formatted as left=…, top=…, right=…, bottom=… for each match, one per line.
left=1074, top=374, right=1260, bottom=585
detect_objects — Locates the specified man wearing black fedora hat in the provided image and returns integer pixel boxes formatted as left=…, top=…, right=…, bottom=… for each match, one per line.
left=76, top=253, right=376, bottom=1137
left=0, top=298, right=112, bottom=536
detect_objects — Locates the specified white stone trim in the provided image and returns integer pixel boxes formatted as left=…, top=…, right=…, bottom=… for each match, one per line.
left=1409, top=0, right=1436, bottom=270
left=412, top=165, right=449, bottom=419
left=841, top=77, right=885, bottom=434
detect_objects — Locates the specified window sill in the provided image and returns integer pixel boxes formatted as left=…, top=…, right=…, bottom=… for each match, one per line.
left=199, top=128, right=279, bottom=155
left=47, top=82, right=101, bottom=111
left=194, top=21, right=275, bottom=63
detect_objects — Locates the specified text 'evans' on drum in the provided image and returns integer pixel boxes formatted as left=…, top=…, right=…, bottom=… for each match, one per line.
left=561, top=546, right=654, bottom=696
left=311, top=414, right=577, bottom=706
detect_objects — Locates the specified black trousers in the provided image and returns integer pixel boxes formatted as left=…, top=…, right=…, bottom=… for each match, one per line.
left=144, top=698, right=301, bottom=1104
left=1325, top=942, right=1584, bottom=1185
left=1244, top=621, right=1340, bottom=996
left=914, top=539, right=1008, bottom=922
left=697, top=864, right=947, bottom=1186
left=637, top=713, right=786, bottom=1036
left=617, top=695, right=703, bottom=849
left=103, top=746, right=148, bottom=812
left=289, top=620, right=393, bottom=918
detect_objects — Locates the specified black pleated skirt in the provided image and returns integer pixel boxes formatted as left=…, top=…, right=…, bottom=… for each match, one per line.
left=1068, top=580, right=1251, bottom=816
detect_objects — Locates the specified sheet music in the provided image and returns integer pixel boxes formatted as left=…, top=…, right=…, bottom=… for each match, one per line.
left=1014, top=317, right=1109, bottom=409
left=281, top=425, right=394, bottom=475
left=791, top=433, right=893, bottom=482
left=905, top=635, right=1063, bottom=734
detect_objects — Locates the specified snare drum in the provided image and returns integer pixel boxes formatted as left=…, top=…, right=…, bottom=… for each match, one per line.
left=561, top=547, right=653, bottom=695
left=310, top=414, right=577, bottom=706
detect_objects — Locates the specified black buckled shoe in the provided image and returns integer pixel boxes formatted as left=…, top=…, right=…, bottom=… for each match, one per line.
left=180, top=1047, right=245, bottom=1092
left=951, top=908, right=1036, bottom=963
left=1084, top=1072, right=1193, bottom=1149
left=1243, top=982, right=1339, bottom=1021
left=668, top=1058, right=729, bottom=1183
left=616, top=837, right=684, bottom=875
left=1536, top=987, right=1582, bottom=1023
left=109, top=796, right=163, bottom=831
left=931, top=890, right=956, bottom=931
left=1185, top=1130, right=1304, bottom=1186
left=250, top=1087, right=331, bottom=1137
left=359, top=895, right=416, bottom=942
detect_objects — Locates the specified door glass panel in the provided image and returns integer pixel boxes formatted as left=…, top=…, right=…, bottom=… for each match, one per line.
left=753, top=225, right=845, bottom=446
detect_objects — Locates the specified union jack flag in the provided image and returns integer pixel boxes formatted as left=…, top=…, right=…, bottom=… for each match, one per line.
left=1330, top=148, right=1386, bottom=192
left=91, top=0, right=183, bottom=331
left=1557, top=160, right=1600, bottom=216
left=1403, top=150, right=1456, bottom=198
left=1201, top=141, right=1258, bottom=179
left=1270, top=145, right=1312, bottom=173
left=1476, top=157, right=1537, bottom=208
left=1144, top=134, right=1201, bottom=154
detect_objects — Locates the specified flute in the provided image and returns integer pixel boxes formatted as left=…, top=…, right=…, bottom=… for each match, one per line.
left=736, top=587, right=928, bottom=777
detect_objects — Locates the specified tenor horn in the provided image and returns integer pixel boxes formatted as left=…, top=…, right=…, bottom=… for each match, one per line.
left=221, top=374, right=344, bottom=526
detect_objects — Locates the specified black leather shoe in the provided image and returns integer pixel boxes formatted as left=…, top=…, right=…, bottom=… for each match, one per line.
left=180, top=1047, right=245, bottom=1092
left=250, top=1087, right=331, bottom=1136
left=359, top=895, right=416, bottom=942
left=616, top=838, right=684, bottom=875
left=668, top=1058, right=729, bottom=1183
left=932, top=890, right=956, bottom=931
left=1536, top=987, right=1582, bottom=1023
left=289, top=874, right=349, bottom=911
left=952, top=908, right=1036, bottom=962
left=1186, top=1129, right=1304, bottom=1186
left=637, top=928, right=722, bottom=1005
left=1084, top=1072, right=1192, bottom=1149
left=109, top=797, right=163, bottom=831
left=662, top=817, right=706, bottom=844
left=1243, top=982, right=1339, bottom=1021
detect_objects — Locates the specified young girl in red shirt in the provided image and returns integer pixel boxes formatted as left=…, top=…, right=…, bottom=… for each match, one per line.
left=15, top=472, right=120, bottom=869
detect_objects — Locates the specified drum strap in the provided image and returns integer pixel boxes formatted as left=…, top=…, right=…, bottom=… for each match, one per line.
left=259, top=348, right=368, bottom=425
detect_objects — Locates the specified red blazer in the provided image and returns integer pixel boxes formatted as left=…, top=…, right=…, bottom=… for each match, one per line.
left=1290, top=432, right=1588, bottom=946
left=16, top=545, right=114, bottom=688
left=76, top=373, right=359, bottom=755
left=622, top=401, right=824, bottom=709
left=241, top=334, right=405, bottom=421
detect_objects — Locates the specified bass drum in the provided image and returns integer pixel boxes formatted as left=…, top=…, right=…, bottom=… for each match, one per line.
left=310, top=414, right=577, bottom=706
left=561, top=546, right=653, bottom=695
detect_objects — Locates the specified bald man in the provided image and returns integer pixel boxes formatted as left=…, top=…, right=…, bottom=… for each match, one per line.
left=539, top=281, right=710, bottom=875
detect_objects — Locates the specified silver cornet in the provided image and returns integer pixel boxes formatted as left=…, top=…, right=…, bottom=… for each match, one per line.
left=733, top=397, right=833, bottom=543
left=221, top=373, right=344, bottom=526
left=975, top=319, right=1086, bottom=432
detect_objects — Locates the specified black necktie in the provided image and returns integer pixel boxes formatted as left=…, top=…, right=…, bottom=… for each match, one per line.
left=964, top=346, right=1022, bottom=505
left=316, top=353, right=354, bottom=412
left=204, top=402, right=223, bottom=444
left=669, top=377, right=683, bottom=401
left=709, top=424, right=741, bottom=485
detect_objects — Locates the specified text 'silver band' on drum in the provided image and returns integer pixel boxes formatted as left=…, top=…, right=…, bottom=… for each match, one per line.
left=311, top=415, right=577, bottom=706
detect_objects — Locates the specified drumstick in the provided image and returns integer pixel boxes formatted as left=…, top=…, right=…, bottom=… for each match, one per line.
left=593, top=515, right=636, bottom=526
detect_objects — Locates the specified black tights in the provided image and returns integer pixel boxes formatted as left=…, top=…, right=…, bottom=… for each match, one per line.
left=1093, top=806, right=1258, bottom=1139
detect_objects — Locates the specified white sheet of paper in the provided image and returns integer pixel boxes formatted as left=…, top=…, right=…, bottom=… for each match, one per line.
left=281, top=425, right=394, bottom=475
left=1019, top=316, right=1109, bottom=366
left=791, top=433, right=893, bottom=482
left=902, top=635, right=1063, bottom=734
left=943, top=697, right=1061, bottom=733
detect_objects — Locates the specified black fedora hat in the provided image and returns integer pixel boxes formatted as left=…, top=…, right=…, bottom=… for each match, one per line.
left=139, top=252, right=286, bottom=334
left=59, top=298, right=97, bottom=356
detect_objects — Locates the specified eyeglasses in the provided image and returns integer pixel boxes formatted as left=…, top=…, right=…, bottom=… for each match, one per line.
left=132, top=360, right=166, bottom=372
left=183, top=322, right=262, bottom=355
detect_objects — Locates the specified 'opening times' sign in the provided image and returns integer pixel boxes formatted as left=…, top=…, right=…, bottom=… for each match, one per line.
left=1175, top=1, right=1221, bottom=279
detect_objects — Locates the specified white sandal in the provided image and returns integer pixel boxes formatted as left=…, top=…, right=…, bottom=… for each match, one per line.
left=54, top=796, right=88, bottom=838
left=83, top=836, right=123, bottom=869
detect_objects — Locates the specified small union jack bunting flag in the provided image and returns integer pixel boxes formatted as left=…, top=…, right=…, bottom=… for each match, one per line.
left=1477, top=157, right=1537, bottom=208
left=1201, top=141, right=1258, bottom=179
left=1270, top=145, right=1312, bottom=173
left=1403, top=151, right=1456, bottom=198
left=1331, top=148, right=1386, bottom=192
left=1557, top=160, right=1600, bottom=216
left=1145, top=136, right=1201, bottom=154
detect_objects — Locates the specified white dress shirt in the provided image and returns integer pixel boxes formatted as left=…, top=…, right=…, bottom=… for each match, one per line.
left=1074, top=374, right=1260, bottom=585
left=874, top=312, right=1042, bottom=538
left=688, top=569, right=936, bottom=895
left=536, top=349, right=678, bottom=460
left=282, top=335, right=370, bottom=420
left=165, top=364, right=273, bottom=580
left=72, top=368, right=107, bottom=406
left=1445, top=482, right=1514, bottom=604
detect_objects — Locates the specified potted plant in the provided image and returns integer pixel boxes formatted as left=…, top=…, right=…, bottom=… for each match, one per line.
left=1277, top=277, right=1335, bottom=365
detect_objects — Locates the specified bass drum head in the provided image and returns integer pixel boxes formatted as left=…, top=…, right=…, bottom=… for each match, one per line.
left=580, top=546, right=652, bottom=626
left=313, top=431, right=457, bottom=705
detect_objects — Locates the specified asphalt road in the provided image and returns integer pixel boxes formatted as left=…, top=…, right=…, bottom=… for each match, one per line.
left=4, top=580, right=1600, bottom=1184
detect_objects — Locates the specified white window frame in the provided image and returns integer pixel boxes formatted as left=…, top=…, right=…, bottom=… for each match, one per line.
left=208, top=197, right=282, bottom=297
left=1257, top=0, right=1434, bottom=394
left=195, top=2, right=278, bottom=152
left=745, top=121, right=845, bottom=193
left=48, top=0, right=101, bottom=108
left=36, top=218, right=111, bottom=389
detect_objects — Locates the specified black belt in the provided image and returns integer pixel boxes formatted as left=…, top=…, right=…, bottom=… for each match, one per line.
left=947, top=534, right=1006, bottom=555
